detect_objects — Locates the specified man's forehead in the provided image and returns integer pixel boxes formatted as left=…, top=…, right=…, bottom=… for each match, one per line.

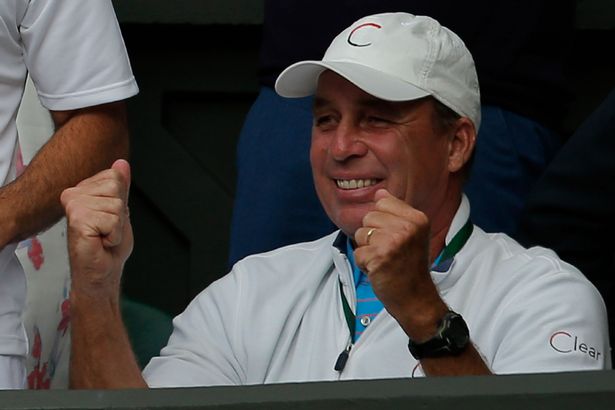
left=314, top=92, right=386, bottom=107
left=313, top=89, right=427, bottom=114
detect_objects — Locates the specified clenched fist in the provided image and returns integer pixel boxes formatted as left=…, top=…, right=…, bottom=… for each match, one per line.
left=353, top=189, right=448, bottom=340
left=61, top=159, right=133, bottom=302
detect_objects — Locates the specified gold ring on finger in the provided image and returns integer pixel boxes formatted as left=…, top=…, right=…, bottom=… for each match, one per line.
left=366, top=228, right=376, bottom=244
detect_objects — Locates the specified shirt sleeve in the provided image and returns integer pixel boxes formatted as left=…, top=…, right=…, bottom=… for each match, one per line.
left=19, top=0, right=138, bottom=110
left=142, top=272, right=246, bottom=387
left=488, top=260, right=611, bottom=374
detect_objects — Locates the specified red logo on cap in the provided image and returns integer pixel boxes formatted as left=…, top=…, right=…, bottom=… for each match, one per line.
left=347, top=23, right=382, bottom=47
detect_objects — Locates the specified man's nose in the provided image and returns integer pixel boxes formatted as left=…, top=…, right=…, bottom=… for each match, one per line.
left=329, top=121, right=368, bottom=161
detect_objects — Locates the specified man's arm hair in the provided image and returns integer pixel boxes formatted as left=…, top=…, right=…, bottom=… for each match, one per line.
left=0, top=101, right=129, bottom=248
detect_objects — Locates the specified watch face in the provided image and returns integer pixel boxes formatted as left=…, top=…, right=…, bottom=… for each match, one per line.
left=408, top=310, right=470, bottom=359
left=445, top=313, right=470, bottom=352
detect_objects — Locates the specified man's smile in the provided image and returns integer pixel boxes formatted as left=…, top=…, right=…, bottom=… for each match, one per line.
left=335, top=178, right=381, bottom=190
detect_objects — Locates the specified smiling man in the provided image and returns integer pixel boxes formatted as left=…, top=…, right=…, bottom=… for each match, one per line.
left=63, top=13, right=609, bottom=389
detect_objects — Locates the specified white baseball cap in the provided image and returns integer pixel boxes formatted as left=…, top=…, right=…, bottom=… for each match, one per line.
left=275, top=12, right=481, bottom=130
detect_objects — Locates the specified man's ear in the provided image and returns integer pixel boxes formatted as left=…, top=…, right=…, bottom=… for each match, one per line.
left=448, top=117, right=476, bottom=173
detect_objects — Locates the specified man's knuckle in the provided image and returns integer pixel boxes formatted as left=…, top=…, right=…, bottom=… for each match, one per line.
left=362, top=213, right=373, bottom=227
left=109, top=198, right=124, bottom=214
left=64, top=199, right=80, bottom=217
left=398, top=222, right=414, bottom=238
left=113, top=214, right=123, bottom=227
left=60, top=188, right=73, bottom=205
left=414, top=210, right=429, bottom=227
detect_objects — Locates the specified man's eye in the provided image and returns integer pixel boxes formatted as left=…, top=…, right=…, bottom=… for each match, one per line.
left=367, top=116, right=391, bottom=126
left=315, top=115, right=334, bottom=126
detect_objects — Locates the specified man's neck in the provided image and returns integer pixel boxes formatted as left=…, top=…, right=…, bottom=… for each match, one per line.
left=428, top=192, right=463, bottom=265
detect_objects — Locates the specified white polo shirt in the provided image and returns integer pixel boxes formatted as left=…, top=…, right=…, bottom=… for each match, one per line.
left=144, top=196, right=611, bottom=386
left=0, top=0, right=138, bottom=362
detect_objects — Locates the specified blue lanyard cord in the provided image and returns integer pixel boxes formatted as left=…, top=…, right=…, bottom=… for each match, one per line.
left=334, top=219, right=473, bottom=372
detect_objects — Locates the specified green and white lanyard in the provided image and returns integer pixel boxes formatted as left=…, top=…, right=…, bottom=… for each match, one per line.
left=334, top=219, right=474, bottom=372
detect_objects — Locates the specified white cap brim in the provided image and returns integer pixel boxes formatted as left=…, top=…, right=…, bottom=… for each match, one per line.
left=275, top=60, right=431, bottom=102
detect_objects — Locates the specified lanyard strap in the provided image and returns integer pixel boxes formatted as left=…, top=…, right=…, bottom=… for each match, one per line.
left=338, top=280, right=355, bottom=337
left=338, top=219, right=473, bottom=339
left=436, top=219, right=473, bottom=266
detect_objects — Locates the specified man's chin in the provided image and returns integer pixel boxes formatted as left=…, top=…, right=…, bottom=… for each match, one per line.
left=332, top=214, right=368, bottom=239
left=325, top=201, right=375, bottom=234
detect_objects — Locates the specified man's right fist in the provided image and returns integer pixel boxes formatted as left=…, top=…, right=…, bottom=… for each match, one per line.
left=61, top=159, right=133, bottom=300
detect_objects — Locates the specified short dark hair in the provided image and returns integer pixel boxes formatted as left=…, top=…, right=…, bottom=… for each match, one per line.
left=430, top=97, right=475, bottom=180
left=431, top=98, right=461, bottom=134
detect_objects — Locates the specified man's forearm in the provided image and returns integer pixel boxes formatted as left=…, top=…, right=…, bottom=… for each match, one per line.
left=70, top=292, right=147, bottom=389
left=394, top=293, right=492, bottom=376
left=0, top=101, right=130, bottom=248
left=65, top=159, right=144, bottom=389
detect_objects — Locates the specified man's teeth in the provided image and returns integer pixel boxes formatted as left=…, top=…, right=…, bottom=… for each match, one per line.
left=336, top=179, right=378, bottom=190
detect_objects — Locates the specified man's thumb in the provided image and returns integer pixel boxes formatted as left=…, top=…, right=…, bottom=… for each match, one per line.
left=111, top=159, right=131, bottom=194
left=374, top=188, right=393, bottom=201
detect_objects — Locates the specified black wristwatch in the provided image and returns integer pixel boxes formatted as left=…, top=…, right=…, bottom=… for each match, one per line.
left=407, top=310, right=469, bottom=359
